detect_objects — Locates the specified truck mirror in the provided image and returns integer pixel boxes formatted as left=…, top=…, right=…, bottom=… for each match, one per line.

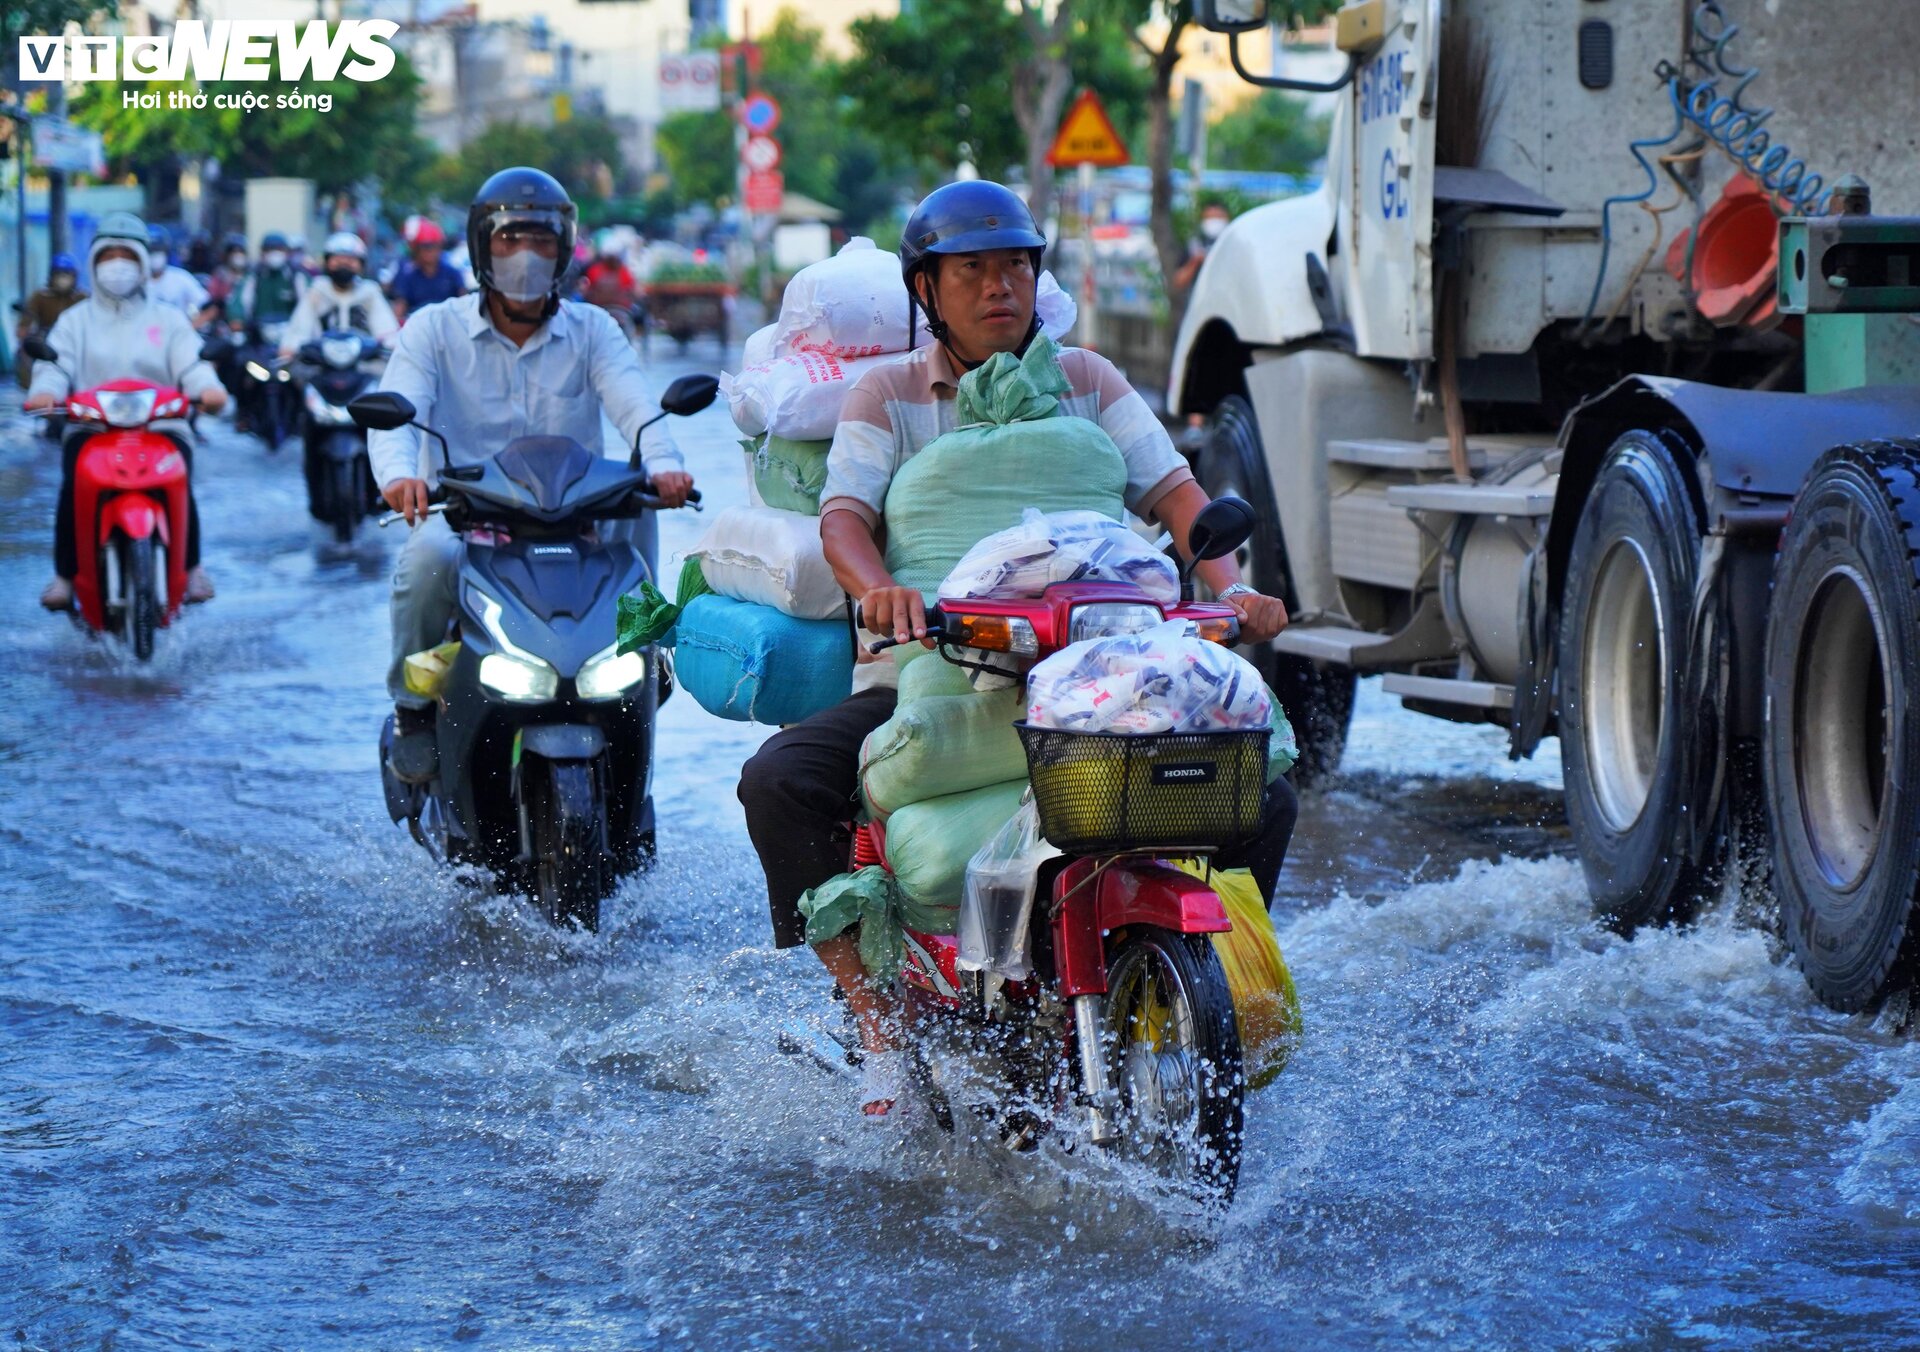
left=1193, top=0, right=1268, bottom=34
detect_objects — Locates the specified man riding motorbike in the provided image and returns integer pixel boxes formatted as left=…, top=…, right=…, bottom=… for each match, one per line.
left=237, top=232, right=307, bottom=331
left=13, top=253, right=86, bottom=390
left=280, top=231, right=399, bottom=356
left=144, top=225, right=221, bottom=328
left=388, top=217, right=467, bottom=323
left=371, top=166, right=696, bottom=783
left=25, top=212, right=228, bottom=609
left=736, top=180, right=1297, bottom=1116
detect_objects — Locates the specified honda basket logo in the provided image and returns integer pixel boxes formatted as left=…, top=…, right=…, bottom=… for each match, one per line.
left=1151, top=762, right=1217, bottom=785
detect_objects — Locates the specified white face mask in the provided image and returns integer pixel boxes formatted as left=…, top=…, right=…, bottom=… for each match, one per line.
left=262, top=250, right=287, bottom=269
left=1200, top=216, right=1228, bottom=241
left=490, top=249, right=556, bottom=303
left=96, top=258, right=143, bottom=298
left=149, top=255, right=168, bottom=276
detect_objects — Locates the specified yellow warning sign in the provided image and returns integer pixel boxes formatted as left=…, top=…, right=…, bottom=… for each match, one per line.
left=1046, top=89, right=1130, bottom=168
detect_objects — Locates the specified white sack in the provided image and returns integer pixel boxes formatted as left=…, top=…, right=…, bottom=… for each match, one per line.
left=774, top=237, right=913, bottom=359
left=687, top=505, right=846, bottom=620
left=741, top=322, right=778, bottom=368
left=1026, top=618, right=1272, bottom=735
left=721, top=349, right=899, bottom=441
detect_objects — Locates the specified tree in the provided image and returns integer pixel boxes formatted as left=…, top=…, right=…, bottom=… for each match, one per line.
left=1208, top=89, right=1329, bottom=176
left=1011, top=0, right=1080, bottom=232
left=429, top=114, right=628, bottom=206
left=1, top=0, right=100, bottom=88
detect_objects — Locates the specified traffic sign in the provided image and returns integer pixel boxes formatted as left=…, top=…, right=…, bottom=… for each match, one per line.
left=741, top=134, right=782, bottom=173
left=740, top=93, right=781, bottom=136
left=1046, top=89, right=1130, bottom=168
left=744, top=169, right=784, bottom=215
left=660, top=52, right=721, bottom=113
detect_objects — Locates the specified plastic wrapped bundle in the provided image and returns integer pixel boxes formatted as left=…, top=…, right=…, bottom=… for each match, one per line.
left=1025, top=618, right=1272, bottom=735
left=958, top=797, right=1061, bottom=980
left=672, top=593, right=852, bottom=725
left=938, top=507, right=1178, bottom=604
left=686, top=505, right=843, bottom=620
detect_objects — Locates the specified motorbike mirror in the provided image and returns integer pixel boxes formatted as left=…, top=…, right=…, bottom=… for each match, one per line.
left=658, top=373, right=718, bottom=417
left=22, top=336, right=58, bottom=364
left=1192, top=0, right=1267, bottom=33
left=1185, top=495, right=1258, bottom=565
left=348, top=391, right=417, bottom=431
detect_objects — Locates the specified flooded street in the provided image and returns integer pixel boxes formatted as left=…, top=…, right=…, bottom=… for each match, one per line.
left=3, top=341, right=1918, bottom=1350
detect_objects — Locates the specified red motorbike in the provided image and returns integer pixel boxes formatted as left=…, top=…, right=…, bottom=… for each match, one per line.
left=27, top=339, right=195, bottom=661
left=862, top=498, right=1266, bottom=1203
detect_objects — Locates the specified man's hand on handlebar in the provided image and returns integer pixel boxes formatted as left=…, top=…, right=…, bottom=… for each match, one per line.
left=860, top=585, right=934, bottom=649
left=650, top=470, right=695, bottom=508
left=1224, top=589, right=1289, bottom=647
left=23, top=392, right=59, bottom=412
left=198, top=388, right=228, bottom=414
left=382, top=477, right=433, bottom=526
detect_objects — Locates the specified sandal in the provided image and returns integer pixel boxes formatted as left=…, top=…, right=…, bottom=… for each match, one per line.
left=859, top=1049, right=903, bottom=1118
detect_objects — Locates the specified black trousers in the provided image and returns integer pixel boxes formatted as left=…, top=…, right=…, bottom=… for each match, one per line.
left=737, top=688, right=1300, bottom=950
left=54, top=434, right=201, bottom=577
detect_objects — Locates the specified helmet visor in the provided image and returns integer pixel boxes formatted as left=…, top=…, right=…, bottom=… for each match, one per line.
left=485, top=208, right=567, bottom=258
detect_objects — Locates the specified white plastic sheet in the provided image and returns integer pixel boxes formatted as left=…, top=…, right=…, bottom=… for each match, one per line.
left=957, top=796, right=1060, bottom=980
left=1025, top=618, right=1272, bottom=735
left=938, top=508, right=1179, bottom=604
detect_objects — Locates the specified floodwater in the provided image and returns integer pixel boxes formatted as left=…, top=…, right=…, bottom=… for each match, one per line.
left=2, top=340, right=1917, bottom=1351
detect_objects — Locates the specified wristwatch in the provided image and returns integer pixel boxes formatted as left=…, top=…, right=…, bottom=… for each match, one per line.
left=1218, top=583, right=1256, bottom=601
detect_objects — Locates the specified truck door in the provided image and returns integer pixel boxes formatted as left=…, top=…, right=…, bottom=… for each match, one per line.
left=1336, top=0, right=1440, bottom=360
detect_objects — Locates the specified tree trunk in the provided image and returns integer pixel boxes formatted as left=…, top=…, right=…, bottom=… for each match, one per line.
left=1144, top=19, right=1188, bottom=330
left=1012, top=0, right=1076, bottom=232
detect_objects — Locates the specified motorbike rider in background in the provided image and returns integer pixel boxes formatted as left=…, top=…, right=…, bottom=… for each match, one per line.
left=238, top=232, right=307, bottom=331
left=14, top=253, right=86, bottom=390
left=388, top=217, right=468, bottom=324
left=280, top=232, right=399, bottom=356
left=370, top=167, right=695, bottom=783
left=144, top=225, right=221, bottom=328
left=735, top=180, right=1295, bottom=1116
left=24, top=212, right=229, bottom=610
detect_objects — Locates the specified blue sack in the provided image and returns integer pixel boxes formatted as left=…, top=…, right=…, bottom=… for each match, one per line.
left=672, top=592, right=852, bottom=725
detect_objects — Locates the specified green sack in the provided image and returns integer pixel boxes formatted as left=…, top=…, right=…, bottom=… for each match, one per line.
left=881, top=337, right=1127, bottom=599
left=860, top=684, right=1027, bottom=818
left=895, top=645, right=973, bottom=701
left=746, top=434, right=832, bottom=516
left=617, top=556, right=713, bottom=653
left=1268, top=695, right=1299, bottom=780
left=883, top=778, right=1029, bottom=916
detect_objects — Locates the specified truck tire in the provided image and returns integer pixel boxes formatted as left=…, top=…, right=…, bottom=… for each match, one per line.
left=1764, top=441, right=1920, bottom=1011
left=1199, top=395, right=1354, bottom=786
left=1557, top=431, right=1714, bottom=931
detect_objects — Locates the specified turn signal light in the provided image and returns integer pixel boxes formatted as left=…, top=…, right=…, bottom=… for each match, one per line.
left=1194, top=615, right=1241, bottom=645
left=945, top=613, right=1039, bottom=655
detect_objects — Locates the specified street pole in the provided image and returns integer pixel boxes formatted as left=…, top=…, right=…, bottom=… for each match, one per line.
left=1079, top=160, right=1097, bottom=351
left=47, top=82, right=66, bottom=258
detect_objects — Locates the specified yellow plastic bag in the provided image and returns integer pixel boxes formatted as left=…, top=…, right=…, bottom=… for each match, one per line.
left=1175, top=861, right=1302, bottom=1088
left=403, top=641, right=461, bottom=701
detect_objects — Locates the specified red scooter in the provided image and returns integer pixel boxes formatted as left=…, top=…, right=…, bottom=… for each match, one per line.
left=26, top=337, right=195, bottom=661
left=862, top=498, right=1267, bottom=1203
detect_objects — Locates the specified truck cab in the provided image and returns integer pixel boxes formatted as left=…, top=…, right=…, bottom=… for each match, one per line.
left=1181, top=0, right=1920, bottom=1007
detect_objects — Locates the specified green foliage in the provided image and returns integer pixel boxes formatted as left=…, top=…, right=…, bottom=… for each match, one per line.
left=1208, top=89, right=1329, bottom=176
left=428, top=115, right=628, bottom=205
left=1, top=0, right=101, bottom=84
left=67, top=42, right=437, bottom=198
left=648, top=261, right=730, bottom=285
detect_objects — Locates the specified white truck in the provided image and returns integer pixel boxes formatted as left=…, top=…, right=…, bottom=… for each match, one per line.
left=1178, top=0, right=1920, bottom=1010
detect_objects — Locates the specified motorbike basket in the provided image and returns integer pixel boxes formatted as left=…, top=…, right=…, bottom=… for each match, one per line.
left=1014, top=723, right=1270, bottom=855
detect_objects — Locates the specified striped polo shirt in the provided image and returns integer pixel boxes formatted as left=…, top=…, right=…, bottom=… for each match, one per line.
left=819, top=341, right=1194, bottom=527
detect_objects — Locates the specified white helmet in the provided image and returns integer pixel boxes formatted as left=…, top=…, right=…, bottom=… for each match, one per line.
left=322, top=230, right=366, bottom=261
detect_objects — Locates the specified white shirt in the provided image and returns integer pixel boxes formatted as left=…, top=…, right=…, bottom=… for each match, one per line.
left=146, top=265, right=211, bottom=319
left=369, top=293, right=683, bottom=490
left=281, top=276, right=399, bottom=353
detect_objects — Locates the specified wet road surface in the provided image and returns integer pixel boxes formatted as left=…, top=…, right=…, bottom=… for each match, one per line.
left=2, top=339, right=1917, bottom=1350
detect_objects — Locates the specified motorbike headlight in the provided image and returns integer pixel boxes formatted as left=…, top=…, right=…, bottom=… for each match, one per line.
left=1068, top=602, right=1164, bottom=644
left=97, top=387, right=158, bottom=428
left=245, top=361, right=270, bottom=381
left=321, top=335, right=362, bottom=369
left=479, top=653, right=558, bottom=702
left=576, top=643, right=647, bottom=701
left=276, top=368, right=292, bottom=382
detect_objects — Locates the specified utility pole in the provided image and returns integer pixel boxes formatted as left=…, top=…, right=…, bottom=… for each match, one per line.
left=47, top=81, right=67, bottom=258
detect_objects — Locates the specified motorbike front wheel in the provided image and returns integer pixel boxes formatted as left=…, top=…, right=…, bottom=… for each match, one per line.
left=121, top=533, right=160, bottom=662
left=528, top=759, right=611, bottom=931
left=1101, top=927, right=1244, bottom=1202
left=330, top=457, right=362, bottom=544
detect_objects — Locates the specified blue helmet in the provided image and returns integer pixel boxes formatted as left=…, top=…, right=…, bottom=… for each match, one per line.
left=50, top=252, right=79, bottom=275
left=147, top=224, right=170, bottom=251
left=899, top=180, right=1045, bottom=282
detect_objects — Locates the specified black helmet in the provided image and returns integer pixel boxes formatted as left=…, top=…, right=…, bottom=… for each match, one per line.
left=899, top=180, right=1046, bottom=348
left=468, top=166, right=577, bottom=310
